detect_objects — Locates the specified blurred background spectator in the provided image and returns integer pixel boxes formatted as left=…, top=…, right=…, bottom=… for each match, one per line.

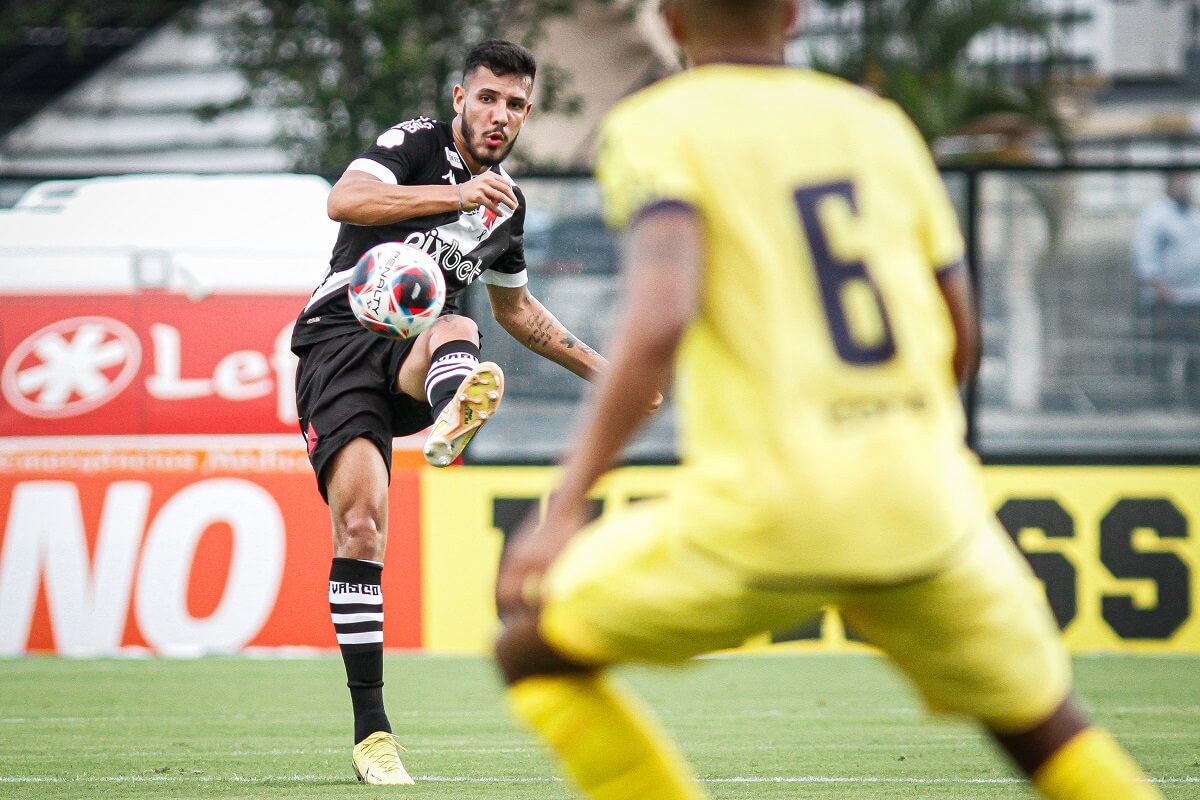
left=1133, top=170, right=1200, bottom=308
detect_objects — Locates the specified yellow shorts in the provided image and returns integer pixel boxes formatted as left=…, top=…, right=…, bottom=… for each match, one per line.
left=539, top=500, right=1072, bottom=732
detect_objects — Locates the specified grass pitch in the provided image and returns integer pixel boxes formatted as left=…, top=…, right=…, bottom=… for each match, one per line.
left=0, top=653, right=1196, bottom=799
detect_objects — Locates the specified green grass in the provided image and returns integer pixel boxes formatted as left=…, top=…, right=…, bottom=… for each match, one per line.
left=0, top=653, right=1196, bottom=799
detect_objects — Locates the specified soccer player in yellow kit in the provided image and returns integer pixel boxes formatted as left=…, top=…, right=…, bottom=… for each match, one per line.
left=494, top=2, right=1162, bottom=798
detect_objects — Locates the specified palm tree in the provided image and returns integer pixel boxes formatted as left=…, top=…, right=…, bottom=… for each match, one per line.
left=807, top=0, right=1074, bottom=163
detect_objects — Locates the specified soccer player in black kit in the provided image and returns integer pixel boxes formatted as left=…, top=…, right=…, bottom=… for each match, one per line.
left=291, top=40, right=620, bottom=784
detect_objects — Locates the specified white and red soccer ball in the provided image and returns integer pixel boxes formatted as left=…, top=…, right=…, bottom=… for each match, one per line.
left=348, top=242, right=446, bottom=339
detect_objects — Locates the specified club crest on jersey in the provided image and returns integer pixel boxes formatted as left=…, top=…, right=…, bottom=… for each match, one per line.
left=459, top=203, right=505, bottom=241
left=445, top=147, right=464, bottom=170
left=481, top=207, right=499, bottom=230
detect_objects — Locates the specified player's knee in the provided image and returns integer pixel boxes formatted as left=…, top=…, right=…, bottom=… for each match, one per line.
left=334, top=506, right=386, bottom=560
left=494, top=623, right=523, bottom=685
left=494, top=611, right=586, bottom=686
left=990, top=694, right=1088, bottom=777
left=432, top=313, right=479, bottom=343
left=494, top=616, right=539, bottom=686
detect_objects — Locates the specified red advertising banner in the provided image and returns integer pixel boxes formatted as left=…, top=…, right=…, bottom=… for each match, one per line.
left=0, top=294, right=308, bottom=436
left=0, top=442, right=424, bottom=655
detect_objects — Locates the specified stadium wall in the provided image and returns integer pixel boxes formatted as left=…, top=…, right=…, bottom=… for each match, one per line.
left=1, top=453, right=1197, bottom=656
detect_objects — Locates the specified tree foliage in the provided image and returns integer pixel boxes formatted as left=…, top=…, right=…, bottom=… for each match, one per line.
left=0, top=1, right=192, bottom=51
left=808, top=0, right=1072, bottom=161
left=212, top=0, right=584, bottom=174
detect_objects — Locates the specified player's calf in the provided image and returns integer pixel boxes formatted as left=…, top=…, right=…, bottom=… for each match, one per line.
left=989, top=697, right=1162, bottom=799
left=496, top=610, right=707, bottom=799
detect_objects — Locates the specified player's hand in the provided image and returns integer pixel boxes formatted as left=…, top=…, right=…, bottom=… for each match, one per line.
left=649, top=391, right=664, bottom=413
left=459, top=171, right=519, bottom=216
left=495, top=498, right=587, bottom=618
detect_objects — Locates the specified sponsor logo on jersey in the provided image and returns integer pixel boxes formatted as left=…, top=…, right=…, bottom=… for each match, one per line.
left=403, top=230, right=484, bottom=283
left=397, top=116, right=435, bottom=133
left=445, top=147, right=464, bottom=170
left=376, top=129, right=406, bottom=149
left=376, top=118, right=436, bottom=149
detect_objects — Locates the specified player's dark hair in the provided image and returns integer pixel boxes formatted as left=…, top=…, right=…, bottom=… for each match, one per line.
left=463, top=39, right=537, bottom=84
left=673, top=0, right=790, bottom=34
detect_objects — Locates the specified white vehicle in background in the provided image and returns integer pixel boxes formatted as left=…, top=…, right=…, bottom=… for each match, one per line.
left=0, top=173, right=335, bottom=297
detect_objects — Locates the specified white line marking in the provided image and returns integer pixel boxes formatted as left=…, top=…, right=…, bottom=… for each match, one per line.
left=0, top=775, right=1194, bottom=785
left=7, top=705, right=1194, bottom=726
left=0, top=709, right=484, bottom=724
left=702, top=777, right=1200, bottom=785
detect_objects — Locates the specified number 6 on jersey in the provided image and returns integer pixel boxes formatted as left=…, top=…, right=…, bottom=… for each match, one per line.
left=794, top=181, right=896, bottom=365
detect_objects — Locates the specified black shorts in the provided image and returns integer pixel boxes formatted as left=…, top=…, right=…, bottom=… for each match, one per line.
left=294, top=331, right=432, bottom=501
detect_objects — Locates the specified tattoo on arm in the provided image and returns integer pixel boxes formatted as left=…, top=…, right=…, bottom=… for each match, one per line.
left=559, top=335, right=597, bottom=356
left=522, top=311, right=599, bottom=357
left=525, top=312, right=555, bottom=349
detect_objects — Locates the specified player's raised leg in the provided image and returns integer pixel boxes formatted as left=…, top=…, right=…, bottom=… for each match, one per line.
left=324, top=438, right=415, bottom=785
left=395, top=313, right=504, bottom=467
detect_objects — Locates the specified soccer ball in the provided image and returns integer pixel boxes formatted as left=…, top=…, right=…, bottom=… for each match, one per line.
left=347, top=242, right=446, bottom=338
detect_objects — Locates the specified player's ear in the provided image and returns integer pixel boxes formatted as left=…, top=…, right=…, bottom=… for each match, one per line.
left=452, top=83, right=466, bottom=114
left=785, top=0, right=804, bottom=34
left=661, top=0, right=685, bottom=46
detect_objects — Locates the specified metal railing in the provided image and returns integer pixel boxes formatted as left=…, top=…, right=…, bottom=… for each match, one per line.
left=3, top=167, right=1197, bottom=464
left=463, top=167, right=1200, bottom=463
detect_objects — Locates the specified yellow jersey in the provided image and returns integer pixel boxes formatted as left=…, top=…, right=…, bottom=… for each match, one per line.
left=595, top=66, right=986, bottom=582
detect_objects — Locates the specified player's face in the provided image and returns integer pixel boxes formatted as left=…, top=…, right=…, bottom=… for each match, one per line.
left=453, top=67, right=533, bottom=168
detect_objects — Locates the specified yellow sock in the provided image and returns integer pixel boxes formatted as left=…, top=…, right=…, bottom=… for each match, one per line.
left=1033, top=727, right=1162, bottom=800
left=507, top=673, right=708, bottom=800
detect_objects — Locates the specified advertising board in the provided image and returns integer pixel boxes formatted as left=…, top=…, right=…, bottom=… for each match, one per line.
left=419, top=466, right=1200, bottom=654
left=2, top=456, right=1196, bottom=655
left=1, top=295, right=305, bottom=436
left=0, top=441, right=423, bottom=655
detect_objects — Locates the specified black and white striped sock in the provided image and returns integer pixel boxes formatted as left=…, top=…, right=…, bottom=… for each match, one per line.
left=424, top=340, right=480, bottom=419
left=329, top=557, right=390, bottom=744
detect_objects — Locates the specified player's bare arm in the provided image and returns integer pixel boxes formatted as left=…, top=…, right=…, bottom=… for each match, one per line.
left=485, top=283, right=607, bottom=382
left=936, top=264, right=980, bottom=384
left=328, top=169, right=519, bottom=226
left=495, top=205, right=703, bottom=614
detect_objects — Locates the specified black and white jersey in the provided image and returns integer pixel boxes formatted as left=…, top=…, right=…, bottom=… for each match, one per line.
left=292, top=116, right=528, bottom=348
